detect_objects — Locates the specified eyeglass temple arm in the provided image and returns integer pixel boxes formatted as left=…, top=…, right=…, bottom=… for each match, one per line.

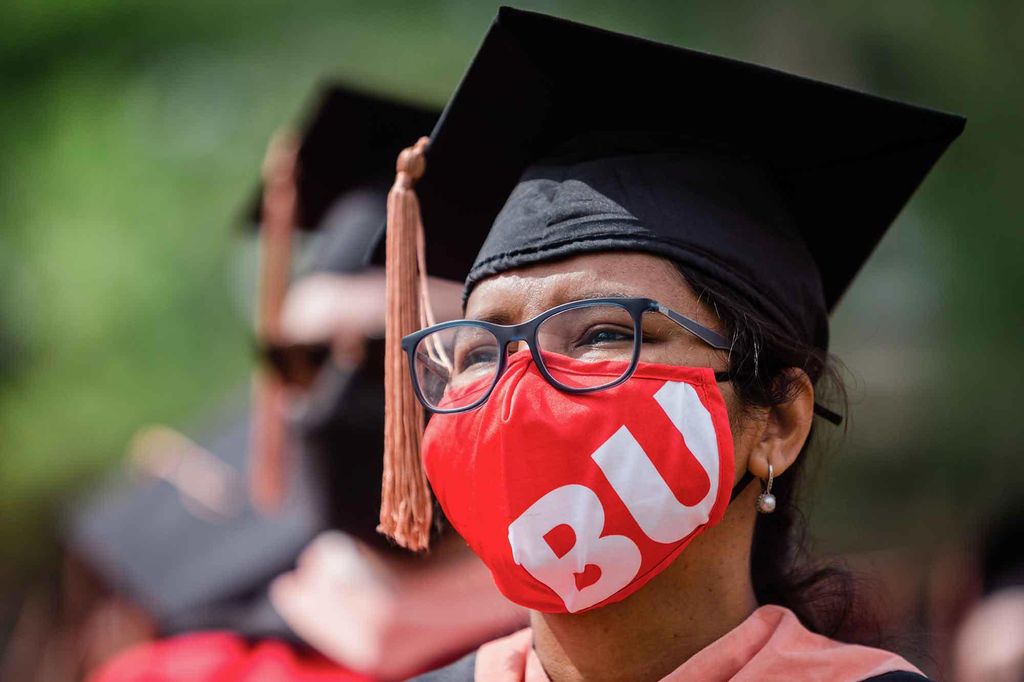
left=655, top=304, right=732, bottom=351
left=656, top=304, right=843, bottom=426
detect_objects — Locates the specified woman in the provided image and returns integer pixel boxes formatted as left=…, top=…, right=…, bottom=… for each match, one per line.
left=377, top=8, right=964, bottom=681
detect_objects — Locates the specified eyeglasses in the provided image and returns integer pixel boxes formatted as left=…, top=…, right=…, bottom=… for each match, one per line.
left=401, top=297, right=731, bottom=413
left=256, top=339, right=332, bottom=389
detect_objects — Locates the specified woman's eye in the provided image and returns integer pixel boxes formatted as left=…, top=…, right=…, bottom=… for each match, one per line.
left=458, top=346, right=498, bottom=371
left=579, top=326, right=634, bottom=346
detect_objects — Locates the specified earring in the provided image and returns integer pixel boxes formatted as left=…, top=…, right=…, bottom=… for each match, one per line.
left=755, top=464, right=777, bottom=514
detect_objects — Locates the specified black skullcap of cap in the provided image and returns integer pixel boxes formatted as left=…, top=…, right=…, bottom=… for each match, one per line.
left=473, top=144, right=825, bottom=345
left=397, top=6, right=965, bottom=350
left=246, top=84, right=438, bottom=232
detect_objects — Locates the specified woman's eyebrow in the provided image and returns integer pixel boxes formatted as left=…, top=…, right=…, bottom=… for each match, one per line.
left=554, top=289, right=636, bottom=303
left=467, top=310, right=517, bottom=325
left=467, top=291, right=639, bottom=324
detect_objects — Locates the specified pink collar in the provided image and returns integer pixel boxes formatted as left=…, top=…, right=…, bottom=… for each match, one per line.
left=475, top=605, right=922, bottom=681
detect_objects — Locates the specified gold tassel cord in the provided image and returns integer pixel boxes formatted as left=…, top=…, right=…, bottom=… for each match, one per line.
left=379, top=137, right=434, bottom=551
left=417, top=213, right=453, bottom=372
left=249, top=131, right=298, bottom=514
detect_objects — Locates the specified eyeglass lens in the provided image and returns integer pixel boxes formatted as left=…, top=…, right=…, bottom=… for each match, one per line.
left=412, top=302, right=640, bottom=410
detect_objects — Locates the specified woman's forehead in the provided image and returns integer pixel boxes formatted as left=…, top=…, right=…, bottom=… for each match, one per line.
left=464, top=252, right=703, bottom=323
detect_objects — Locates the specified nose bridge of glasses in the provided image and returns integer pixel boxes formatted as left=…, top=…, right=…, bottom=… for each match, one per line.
left=502, top=322, right=534, bottom=356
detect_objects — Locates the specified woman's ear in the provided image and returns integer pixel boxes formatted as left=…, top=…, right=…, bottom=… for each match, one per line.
left=746, top=368, right=814, bottom=480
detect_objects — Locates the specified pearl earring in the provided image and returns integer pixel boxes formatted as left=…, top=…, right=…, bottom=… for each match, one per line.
left=755, top=463, right=777, bottom=514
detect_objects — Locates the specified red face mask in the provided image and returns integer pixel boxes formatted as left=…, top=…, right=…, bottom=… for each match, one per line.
left=422, top=351, right=735, bottom=614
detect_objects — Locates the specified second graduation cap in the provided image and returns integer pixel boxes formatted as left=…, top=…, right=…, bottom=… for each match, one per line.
left=248, top=85, right=438, bottom=233
left=378, top=7, right=964, bottom=549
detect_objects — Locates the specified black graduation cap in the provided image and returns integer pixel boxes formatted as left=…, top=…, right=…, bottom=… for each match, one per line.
left=377, top=7, right=965, bottom=550
left=247, top=85, right=438, bottom=233
left=65, top=408, right=317, bottom=638
left=64, top=348, right=394, bottom=637
left=402, top=6, right=965, bottom=350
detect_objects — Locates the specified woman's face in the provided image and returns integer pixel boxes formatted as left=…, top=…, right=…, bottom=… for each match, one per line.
left=464, top=250, right=768, bottom=487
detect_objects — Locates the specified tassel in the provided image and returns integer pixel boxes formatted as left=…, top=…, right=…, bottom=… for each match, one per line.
left=250, top=130, right=299, bottom=514
left=379, top=137, right=433, bottom=551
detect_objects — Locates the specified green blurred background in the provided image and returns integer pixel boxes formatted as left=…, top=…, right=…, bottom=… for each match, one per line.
left=0, top=0, right=1020, bottom=639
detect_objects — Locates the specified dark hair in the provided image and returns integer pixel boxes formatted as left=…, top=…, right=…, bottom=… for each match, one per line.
left=678, top=265, right=878, bottom=644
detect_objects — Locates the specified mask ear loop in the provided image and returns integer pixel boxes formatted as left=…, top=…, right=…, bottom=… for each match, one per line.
left=729, top=470, right=781, bottom=508
left=730, top=472, right=754, bottom=502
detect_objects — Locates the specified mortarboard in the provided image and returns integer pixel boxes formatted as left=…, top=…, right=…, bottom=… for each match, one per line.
left=412, top=6, right=964, bottom=347
left=377, top=7, right=965, bottom=550
left=246, top=85, right=438, bottom=234
left=65, top=408, right=317, bottom=638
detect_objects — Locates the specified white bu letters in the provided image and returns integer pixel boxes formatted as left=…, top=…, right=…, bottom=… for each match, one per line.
left=507, top=381, right=720, bottom=611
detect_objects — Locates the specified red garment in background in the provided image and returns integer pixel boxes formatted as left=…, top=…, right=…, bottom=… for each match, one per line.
left=88, top=632, right=373, bottom=682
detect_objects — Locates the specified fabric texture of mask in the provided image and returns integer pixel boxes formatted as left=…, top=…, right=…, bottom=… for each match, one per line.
left=422, top=352, right=735, bottom=613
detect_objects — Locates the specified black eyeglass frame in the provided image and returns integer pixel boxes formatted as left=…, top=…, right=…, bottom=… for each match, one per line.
left=253, top=337, right=333, bottom=389
left=401, top=297, right=731, bottom=415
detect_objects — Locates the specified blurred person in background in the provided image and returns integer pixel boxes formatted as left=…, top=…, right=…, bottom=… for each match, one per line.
left=57, top=85, right=524, bottom=682
left=952, top=500, right=1024, bottom=682
left=372, top=9, right=965, bottom=682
